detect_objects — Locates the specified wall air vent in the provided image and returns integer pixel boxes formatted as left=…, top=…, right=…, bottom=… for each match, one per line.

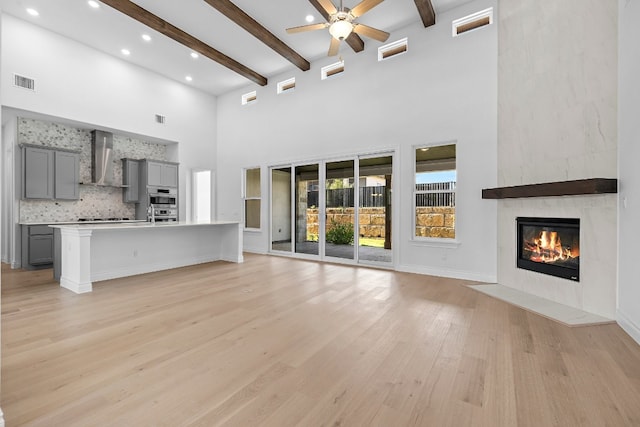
left=452, top=8, right=493, bottom=37
left=13, top=74, right=35, bottom=91
left=378, top=38, right=408, bottom=61
left=242, top=90, right=257, bottom=105
left=277, top=77, right=296, bottom=94
left=155, top=114, right=166, bottom=124
left=321, top=61, right=345, bottom=80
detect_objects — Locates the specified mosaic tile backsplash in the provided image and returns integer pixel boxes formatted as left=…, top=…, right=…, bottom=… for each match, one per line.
left=19, top=118, right=168, bottom=223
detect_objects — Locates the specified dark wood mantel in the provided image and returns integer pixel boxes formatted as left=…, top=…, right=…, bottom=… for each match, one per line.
left=482, top=178, right=618, bottom=199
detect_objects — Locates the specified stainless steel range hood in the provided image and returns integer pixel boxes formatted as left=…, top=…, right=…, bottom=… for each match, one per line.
left=91, top=130, right=114, bottom=186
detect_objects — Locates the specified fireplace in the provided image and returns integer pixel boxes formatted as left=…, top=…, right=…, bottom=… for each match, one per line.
left=516, top=217, right=580, bottom=281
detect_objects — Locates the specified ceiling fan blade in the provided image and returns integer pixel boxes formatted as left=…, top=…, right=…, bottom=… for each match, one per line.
left=286, top=23, right=329, bottom=34
left=353, top=23, right=390, bottom=42
left=350, top=0, right=384, bottom=18
left=315, top=0, right=338, bottom=16
left=328, top=37, right=340, bottom=56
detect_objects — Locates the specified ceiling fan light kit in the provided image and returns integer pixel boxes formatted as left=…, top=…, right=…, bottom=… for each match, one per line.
left=287, top=0, right=390, bottom=56
left=329, top=18, right=354, bottom=40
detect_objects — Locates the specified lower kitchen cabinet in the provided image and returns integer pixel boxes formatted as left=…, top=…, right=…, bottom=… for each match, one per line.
left=22, top=225, right=54, bottom=269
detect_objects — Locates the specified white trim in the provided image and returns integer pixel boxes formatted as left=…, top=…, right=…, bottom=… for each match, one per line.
left=617, top=309, right=640, bottom=345
left=61, top=276, right=93, bottom=293
left=410, top=238, right=461, bottom=248
left=0, top=408, right=5, bottom=427
left=397, top=263, right=496, bottom=283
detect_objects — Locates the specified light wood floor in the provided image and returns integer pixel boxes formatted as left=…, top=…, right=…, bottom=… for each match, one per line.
left=2, top=255, right=640, bottom=426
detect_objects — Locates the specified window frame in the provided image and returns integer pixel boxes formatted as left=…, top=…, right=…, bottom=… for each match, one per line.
left=243, top=167, right=262, bottom=231
left=412, top=142, right=458, bottom=243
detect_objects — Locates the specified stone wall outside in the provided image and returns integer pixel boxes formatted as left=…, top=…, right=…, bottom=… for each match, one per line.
left=305, top=207, right=455, bottom=239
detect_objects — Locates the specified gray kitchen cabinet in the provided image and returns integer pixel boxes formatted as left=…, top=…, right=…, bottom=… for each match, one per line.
left=145, top=160, right=178, bottom=188
left=21, top=225, right=54, bottom=269
left=23, top=146, right=54, bottom=199
left=122, top=159, right=140, bottom=202
left=54, top=151, right=80, bottom=200
left=22, top=145, right=79, bottom=200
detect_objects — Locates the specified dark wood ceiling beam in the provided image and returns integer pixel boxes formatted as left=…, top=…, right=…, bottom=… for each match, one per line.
left=308, top=0, right=365, bottom=53
left=203, top=0, right=310, bottom=72
left=414, top=0, right=436, bottom=28
left=99, top=0, right=267, bottom=86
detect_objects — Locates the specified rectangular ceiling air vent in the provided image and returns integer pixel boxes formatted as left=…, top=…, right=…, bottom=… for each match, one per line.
left=452, top=8, right=493, bottom=37
left=378, top=38, right=408, bottom=61
left=242, top=90, right=257, bottom=105
left=13, top=74, right=35, bottom=91
left=277, top=77, right=296, bottom=94
left=155, top=114, right=166, bottom=124
left=321, top=61, right=345, bottom=80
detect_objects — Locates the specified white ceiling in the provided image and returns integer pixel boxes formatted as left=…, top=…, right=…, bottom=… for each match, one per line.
left=0, top=0, right=473, bottom=96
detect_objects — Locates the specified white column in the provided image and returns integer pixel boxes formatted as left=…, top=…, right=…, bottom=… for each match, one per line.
left=60, top=228, right=93, bottom=293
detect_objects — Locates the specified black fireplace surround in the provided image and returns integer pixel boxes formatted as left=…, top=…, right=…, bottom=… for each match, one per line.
left=516, top=217, right=580, bottom=282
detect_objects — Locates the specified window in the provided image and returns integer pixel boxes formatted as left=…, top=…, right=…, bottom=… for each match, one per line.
left=241, top=91, right=257, bottom=105
left=414, top=144, right=456, bottom=239
left=452, top=8, right=493, bottom=37
left=244, top=167, right=261, bottom=229
left=277, top=77, right=296, bottom=94
left=378, top=38, right=408, bottom=61
left=321, top=61, right=345, bottom=80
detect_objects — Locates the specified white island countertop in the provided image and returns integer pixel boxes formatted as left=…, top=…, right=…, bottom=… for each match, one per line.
left=49, top=220, right=239, bottom=230
left=52, top=220, right=243, bottom=293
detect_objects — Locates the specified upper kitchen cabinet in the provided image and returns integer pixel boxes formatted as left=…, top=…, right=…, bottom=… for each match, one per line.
left=23, top=146, right=54, bottom=199
left=22, top=145, right=79, bottom=200
left=122, top=158, right=140, bottom=202
left=54, top=151, right=80, bottom=200
left=144, top=160, right=178, bottom=188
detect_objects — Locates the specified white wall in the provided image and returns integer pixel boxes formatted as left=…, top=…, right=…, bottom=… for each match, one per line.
left=0, top=115, right=16, bottom=266
left=1, top=14, right=218, bottom=221
left=216, top=0, right=498, bottom=281
left=617, top=0, right=640, bottom=343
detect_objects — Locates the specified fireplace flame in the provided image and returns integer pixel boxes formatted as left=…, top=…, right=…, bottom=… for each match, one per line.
left=527, top=231, right=578, bottom=263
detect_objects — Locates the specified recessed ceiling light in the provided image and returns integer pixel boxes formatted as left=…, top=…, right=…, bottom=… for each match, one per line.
left=121, top=48, right=131, bottom=56
left=26, top=8, right=39, bottom=16
left=305, top=14, right=314, bottom=23
left=142, top=34, right=152, bottom=42
left=87, top=1, right=100, bottom=8
left=185, top=76, right=193, bottom=82
left=190, top=52, right=199, bottom=59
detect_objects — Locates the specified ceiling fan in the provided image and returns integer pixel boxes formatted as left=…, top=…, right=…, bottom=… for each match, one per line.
left=286, top=0, right=390, bottom=56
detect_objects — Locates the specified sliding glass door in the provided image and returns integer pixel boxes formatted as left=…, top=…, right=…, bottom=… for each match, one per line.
left=358, top=155, right=392, bottom=264
left=295, top=164, right=319, bottom=255
left=269, top=153, right=393, bottom=265
left=324, top=160, right=355, bottom=260
left=271, top=167, right=292, bottom=252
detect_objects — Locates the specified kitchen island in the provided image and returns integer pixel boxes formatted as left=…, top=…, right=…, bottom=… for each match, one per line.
left=50, top=221, right=243, bottom=293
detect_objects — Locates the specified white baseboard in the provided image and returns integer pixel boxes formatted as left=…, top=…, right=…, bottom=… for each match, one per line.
left=396, top=263, right=496, bottom=283
left=0, top=407, right=5, bottom=427
left=60, top=277, right=92, bottom=294
left=617, top=309, right=640, bottom=345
